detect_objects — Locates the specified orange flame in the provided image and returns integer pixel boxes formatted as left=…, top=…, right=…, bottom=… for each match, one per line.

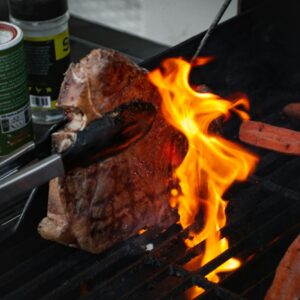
left=148, top=57, right=258, bottom=296
left=138, top=228, right=147, bottom=235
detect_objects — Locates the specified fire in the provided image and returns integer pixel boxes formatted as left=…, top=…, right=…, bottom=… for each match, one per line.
left=138, top=228, right=147, bottom=235
left=148, top=57, right=258, bottom=296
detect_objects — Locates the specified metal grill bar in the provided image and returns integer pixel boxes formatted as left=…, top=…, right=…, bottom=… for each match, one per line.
left=226, top=225, right=300, bottom=297
left=4, top=251, right=93, bottom=300
left=0, top=244, right=71, bottom=295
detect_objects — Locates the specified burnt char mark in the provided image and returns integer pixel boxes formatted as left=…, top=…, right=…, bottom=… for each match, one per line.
left=64, top=165, right=99, bottom=216
left=88, top=187, right=173, bottom=238
left=88, top=187, right=171, bottom=222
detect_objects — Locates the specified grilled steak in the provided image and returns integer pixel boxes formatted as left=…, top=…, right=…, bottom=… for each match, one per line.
left=38, top=49, right=186, bottom=253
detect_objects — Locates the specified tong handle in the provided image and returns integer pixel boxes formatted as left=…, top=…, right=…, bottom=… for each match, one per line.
left=0, top=142, right=35, bottom=179
left=0, top=118, right=67, bottom=179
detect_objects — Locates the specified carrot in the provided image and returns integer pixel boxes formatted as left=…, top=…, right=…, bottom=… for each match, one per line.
left=283, top=103, right=300, bottom=120
left=265, top=235, right=300, bottom=300
left=239, top=121, right=300, bottom=155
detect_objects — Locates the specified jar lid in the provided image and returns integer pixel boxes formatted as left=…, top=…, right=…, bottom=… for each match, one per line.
left=8, top=0, right=68, bottom=22
left=0, top=22, right=23, bottom=51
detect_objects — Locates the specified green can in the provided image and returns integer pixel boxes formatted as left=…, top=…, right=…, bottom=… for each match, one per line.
left=0, top=22, right=33, bottom=156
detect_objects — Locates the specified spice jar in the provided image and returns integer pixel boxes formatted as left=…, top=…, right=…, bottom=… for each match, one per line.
left=0, top=21, right=33, bottom=156
left=8, top=0, right=71, bottom=124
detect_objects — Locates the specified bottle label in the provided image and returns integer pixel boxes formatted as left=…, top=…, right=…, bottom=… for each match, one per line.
left=0, top=39, right=33, bottom=155
left=24, top=28, right=70, bottom=110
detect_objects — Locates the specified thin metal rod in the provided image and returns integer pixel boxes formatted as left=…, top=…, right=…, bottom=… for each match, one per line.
left=191, top=0, right=233, bottom=62
left=13, top=187, right=38, bottom=233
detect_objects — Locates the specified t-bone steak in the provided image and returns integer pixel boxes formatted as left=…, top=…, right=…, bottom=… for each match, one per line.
left=38, top=49, right=186, bottom=253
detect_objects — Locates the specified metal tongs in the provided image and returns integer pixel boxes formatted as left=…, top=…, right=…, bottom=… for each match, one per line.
left=0, top=100, right=156, bottom=204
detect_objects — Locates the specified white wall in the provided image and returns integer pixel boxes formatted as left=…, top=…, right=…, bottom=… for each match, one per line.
left=69, top=0, right=238, bottom=46
left=142, top=0, right=238, bottom=45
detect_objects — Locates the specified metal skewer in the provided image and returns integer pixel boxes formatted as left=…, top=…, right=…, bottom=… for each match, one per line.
left=191, top=0, right=233, bottom=63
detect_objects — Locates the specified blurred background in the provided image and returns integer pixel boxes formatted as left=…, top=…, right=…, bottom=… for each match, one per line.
left=69, top=0, right=238, bottom=46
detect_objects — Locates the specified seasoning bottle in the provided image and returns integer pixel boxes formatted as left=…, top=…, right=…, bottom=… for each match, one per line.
left=0, top=22, right=33, bottom=156
left=8, top=0, right=71, bottom=124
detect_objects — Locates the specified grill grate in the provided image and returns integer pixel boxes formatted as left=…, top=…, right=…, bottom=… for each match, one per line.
left=0, top=149, right=299, bottom=299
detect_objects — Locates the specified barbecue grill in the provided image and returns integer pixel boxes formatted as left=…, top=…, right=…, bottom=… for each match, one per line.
left=1, top=0, right=300, bottom=299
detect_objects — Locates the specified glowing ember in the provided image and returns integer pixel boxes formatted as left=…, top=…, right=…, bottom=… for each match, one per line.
left=138, top=228, right=147, bottom=235
left=148, top=57, right=258, bottom=297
